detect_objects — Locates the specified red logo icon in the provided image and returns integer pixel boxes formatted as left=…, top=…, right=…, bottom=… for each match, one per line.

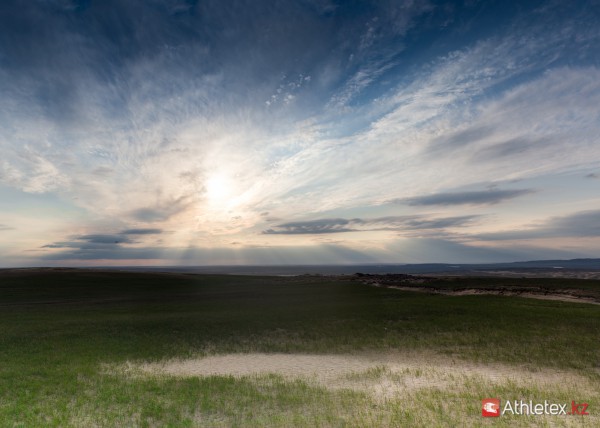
left=482, top=398, right=501, bottom=417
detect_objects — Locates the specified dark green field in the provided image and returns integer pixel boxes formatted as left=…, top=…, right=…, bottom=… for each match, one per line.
left=1, top=269, right=598, bottom=427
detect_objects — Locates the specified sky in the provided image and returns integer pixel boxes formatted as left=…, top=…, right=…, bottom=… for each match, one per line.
left=1, top=0, right=600, bottom=267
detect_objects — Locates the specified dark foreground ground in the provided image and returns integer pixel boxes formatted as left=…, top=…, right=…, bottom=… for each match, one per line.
left=0, top=269, right=598, bottom=426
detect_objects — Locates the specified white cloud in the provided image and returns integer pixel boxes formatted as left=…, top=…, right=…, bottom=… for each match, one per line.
left=2, top=0, right=600, bottom=264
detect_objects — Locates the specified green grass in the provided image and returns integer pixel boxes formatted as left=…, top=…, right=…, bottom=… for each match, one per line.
left=0, top=270, right=599, bottom=426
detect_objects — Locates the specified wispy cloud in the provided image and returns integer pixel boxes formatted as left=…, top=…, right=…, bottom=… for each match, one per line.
left=120, top=228, right=163, bottom=235
left=396, top=189, right=534, bottom=206
left=43, top=234, right=134, bottom=248
left=264, top=218, right=355, bottom=235
left=129, top=197, right=191, bottom=223
left=476, top=210, right=600, bottom=241
left=263, top=215, right=479, bottom=235
left=2, top=1, right=600, bottom=265
left=42, top=228, right=165, bottom=250
left=3, top=1, right=597, bottom=220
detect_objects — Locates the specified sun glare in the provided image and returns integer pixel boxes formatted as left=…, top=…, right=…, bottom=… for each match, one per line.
left=205, top=173, right=235, bottom=207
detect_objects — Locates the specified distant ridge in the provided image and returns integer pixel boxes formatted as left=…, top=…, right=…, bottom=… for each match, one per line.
left=494, top=258, right=600, bottom=269
left=83, top=258, right=600, bottom=276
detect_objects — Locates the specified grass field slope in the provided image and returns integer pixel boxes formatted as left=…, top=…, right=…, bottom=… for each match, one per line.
left=0, top=269, right=598, bottom=427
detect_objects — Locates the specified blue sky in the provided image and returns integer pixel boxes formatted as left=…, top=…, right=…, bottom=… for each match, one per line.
left=1, top=0, right=599, bottom=266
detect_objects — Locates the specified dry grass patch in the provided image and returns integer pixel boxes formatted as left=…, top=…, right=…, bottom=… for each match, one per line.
left=114, top=351, right=599, bottom=400
left=107, top=352, right=600, bottom=426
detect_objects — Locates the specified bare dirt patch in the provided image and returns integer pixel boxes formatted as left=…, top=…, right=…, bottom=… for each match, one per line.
left=376, top=285, right=600, bottom=305
left=115, top=352, right=597, bottom=400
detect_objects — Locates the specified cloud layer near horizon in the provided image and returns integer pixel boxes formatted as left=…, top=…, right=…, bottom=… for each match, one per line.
left=1, top=0, right=600, bottom=266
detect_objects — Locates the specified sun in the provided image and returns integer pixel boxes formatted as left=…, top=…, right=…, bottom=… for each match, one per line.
left=204, top=173, right=235, bottom=207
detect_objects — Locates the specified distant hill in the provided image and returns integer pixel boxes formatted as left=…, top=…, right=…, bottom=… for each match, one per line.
left=96, top=258, right=600, bottom=276
left=494, top=258, right=600, bottom=269
left=395, top=258, right=600, bottom=273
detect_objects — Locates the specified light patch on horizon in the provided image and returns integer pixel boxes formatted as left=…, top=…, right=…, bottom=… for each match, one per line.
left=1, top=0, right=599, bottom=266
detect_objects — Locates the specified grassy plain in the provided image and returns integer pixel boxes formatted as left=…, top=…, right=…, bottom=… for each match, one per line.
left=0, top=269, right=598, bottom=427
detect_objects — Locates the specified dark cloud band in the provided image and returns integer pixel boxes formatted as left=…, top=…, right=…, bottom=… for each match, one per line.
left=263, top=215, right=479, bottom=235
left=395, top=189, right=534, bottom=206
